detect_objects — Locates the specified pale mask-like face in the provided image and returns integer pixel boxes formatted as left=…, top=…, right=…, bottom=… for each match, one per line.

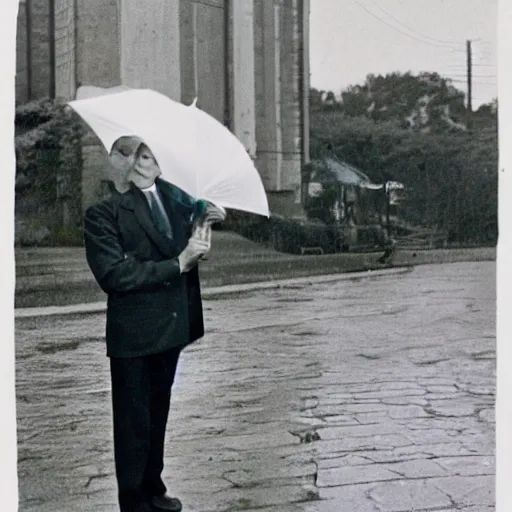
left=108, top=136, right=142, bottom=193
left=129, top=144, right=162, bottom=189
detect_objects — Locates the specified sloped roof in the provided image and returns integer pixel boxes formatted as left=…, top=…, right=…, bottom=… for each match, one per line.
left=309, top=157, right=373, bottom=186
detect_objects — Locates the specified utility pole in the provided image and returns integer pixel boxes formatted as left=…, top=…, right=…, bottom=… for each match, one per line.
left=466, top=39, right=473, bottom=130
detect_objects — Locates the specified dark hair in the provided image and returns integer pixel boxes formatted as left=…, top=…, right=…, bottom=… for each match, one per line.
left=111, top=136, right=142, bottom=157
left=134, top=142, right=159, bottom=167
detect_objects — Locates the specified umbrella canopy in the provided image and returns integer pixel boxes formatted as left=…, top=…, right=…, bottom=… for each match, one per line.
left=68, top=87, right=269, bottom=217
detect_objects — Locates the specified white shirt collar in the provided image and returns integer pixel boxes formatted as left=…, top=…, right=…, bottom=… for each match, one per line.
left=140, top=183, right=157, bottom=194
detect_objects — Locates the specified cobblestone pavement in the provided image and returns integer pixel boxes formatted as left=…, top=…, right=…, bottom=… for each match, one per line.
left=16, top=261, right=496, bottom=512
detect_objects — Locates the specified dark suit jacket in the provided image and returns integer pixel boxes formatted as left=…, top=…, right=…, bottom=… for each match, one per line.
left=84, top=178, right=204, bottom=358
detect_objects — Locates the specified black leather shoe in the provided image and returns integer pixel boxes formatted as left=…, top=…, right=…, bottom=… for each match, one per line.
left=133, top=503, right=153, bottom=512
left=151, top=494, right=183, bottom=512
left=120, top=498, right=153, bottom=512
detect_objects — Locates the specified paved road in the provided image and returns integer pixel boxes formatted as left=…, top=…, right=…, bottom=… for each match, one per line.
left=16, top=261, right=496, bottom=512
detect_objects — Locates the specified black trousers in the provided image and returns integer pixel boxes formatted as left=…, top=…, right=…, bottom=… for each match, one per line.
left=110, top=347, right=182, bottom=511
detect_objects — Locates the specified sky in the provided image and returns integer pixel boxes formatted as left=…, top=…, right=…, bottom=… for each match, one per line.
left=309, top=0, right=498, bottom=108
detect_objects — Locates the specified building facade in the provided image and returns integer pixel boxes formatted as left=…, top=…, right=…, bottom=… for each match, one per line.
left=16, top=0, right=310, bottom=216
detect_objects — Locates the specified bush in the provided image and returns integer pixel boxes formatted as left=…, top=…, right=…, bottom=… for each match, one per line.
left=356, top=225, right=389, bottom=248
left=310, top=76, right=498, bottom=247
left=268, top=216, right=334, bottom=254
left=15, top=97, right=59, bottom=132
left=15, top=98, right=84, bottom=246
left=223, top=210, right=344, bottom=255
left=16, top=99, right=83, bottom=196
left=221, top=210, right=272, bottom=245
left=48, top=226, right=84, bottom=247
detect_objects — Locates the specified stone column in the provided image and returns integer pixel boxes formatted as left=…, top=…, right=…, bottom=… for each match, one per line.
left=75, top=0, right=121, bottom=88
left=254, top=0, right=283, bottom=192
left=119, top=0, right=181, bottom=100
left=16, top=0, right=29, bottom=103
left=179, top=0, right=226, bottom=123
left=29, top=0, right=52, bottom=99
left=76, top=0, right=182, bottom=210
left=254, top=0, right=306, bottom=216
left=179, top=0, right=196, bottom=106
left=301, top=0, right=310, bottom=167
left=279, top=0, right=302, bottom=195
left=230, top=0, right=257, bottom=157
left=299, top=0, right=311, bottom=204
left=54, top=0, right=76, bottom=100
left=75, top=0, right=121, bottom=211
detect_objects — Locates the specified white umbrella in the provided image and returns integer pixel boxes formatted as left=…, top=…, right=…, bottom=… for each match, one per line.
left=68, top=87, right=269, bottom=217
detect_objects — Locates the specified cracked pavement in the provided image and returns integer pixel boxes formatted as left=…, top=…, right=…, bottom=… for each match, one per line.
left=16, top=261, right=495, bottom=511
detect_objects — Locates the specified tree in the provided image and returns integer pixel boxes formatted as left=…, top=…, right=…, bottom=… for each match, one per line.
left=309, top=74, right=498, bottom=244
left=315, top=71, right=489, bottom=133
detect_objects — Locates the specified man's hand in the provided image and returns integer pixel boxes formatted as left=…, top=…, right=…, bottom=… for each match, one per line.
left=203, top=203, right=227, bottom=224
left=178, top=237, right=210, bottom=273
left=189, top=203, right=225, bottom=248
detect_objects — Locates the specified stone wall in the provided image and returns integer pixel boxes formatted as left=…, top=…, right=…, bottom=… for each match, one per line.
left=80, top=134, right=111, bottom=212
left=279, top=0, right=302, bottom=193
left=30, top=0, right=52, bottom=98
left=120, top=0, right=181, bottom=100
left=15, top=0, right=52, bottom=103
left=253, top=0, right=305, bottom=215
left=253, top=0, right=279, bottom=190
left=16, top=0, right=78, bottom=102
left=230, top=0, right=257, bottom=156
left=74, top=0, right=121, bottom=212
left=54, top=0, right=76, bottom=100
left=75, top=0, right=121, bottom=87
left=180, top=0, right=226, bottom=122
left=16, top=0, right=310, bottom=219
left=16, top=1, right=29, bottom=104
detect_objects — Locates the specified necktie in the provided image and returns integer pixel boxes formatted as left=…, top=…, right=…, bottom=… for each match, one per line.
left=146, top=191, right=173, bottom=239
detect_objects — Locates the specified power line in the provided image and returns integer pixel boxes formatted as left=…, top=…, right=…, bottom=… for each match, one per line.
left=445, top=63, right=496, bottom=67
left=450, top=79, right=496, bottom=86
left=450, top=77, right=496, bottom=82
left=352, top=0, right=466, bottom=51
left=365, top=0, right=464, bottom=47
left=444, top=66, right=496, bottom=71
left=449, top=76, right=496, bottom=81
left=445, top=74, right=496, bottom=79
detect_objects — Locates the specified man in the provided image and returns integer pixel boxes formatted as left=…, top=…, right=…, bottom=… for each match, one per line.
left=84, top=137, right=225, bottom=512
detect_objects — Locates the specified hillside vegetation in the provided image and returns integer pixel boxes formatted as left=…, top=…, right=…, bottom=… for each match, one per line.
left=309, top=72, right=498, bottom=244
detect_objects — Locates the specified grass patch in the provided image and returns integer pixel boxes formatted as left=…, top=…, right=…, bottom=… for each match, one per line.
left=15, top=231, right=496, bottom=309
